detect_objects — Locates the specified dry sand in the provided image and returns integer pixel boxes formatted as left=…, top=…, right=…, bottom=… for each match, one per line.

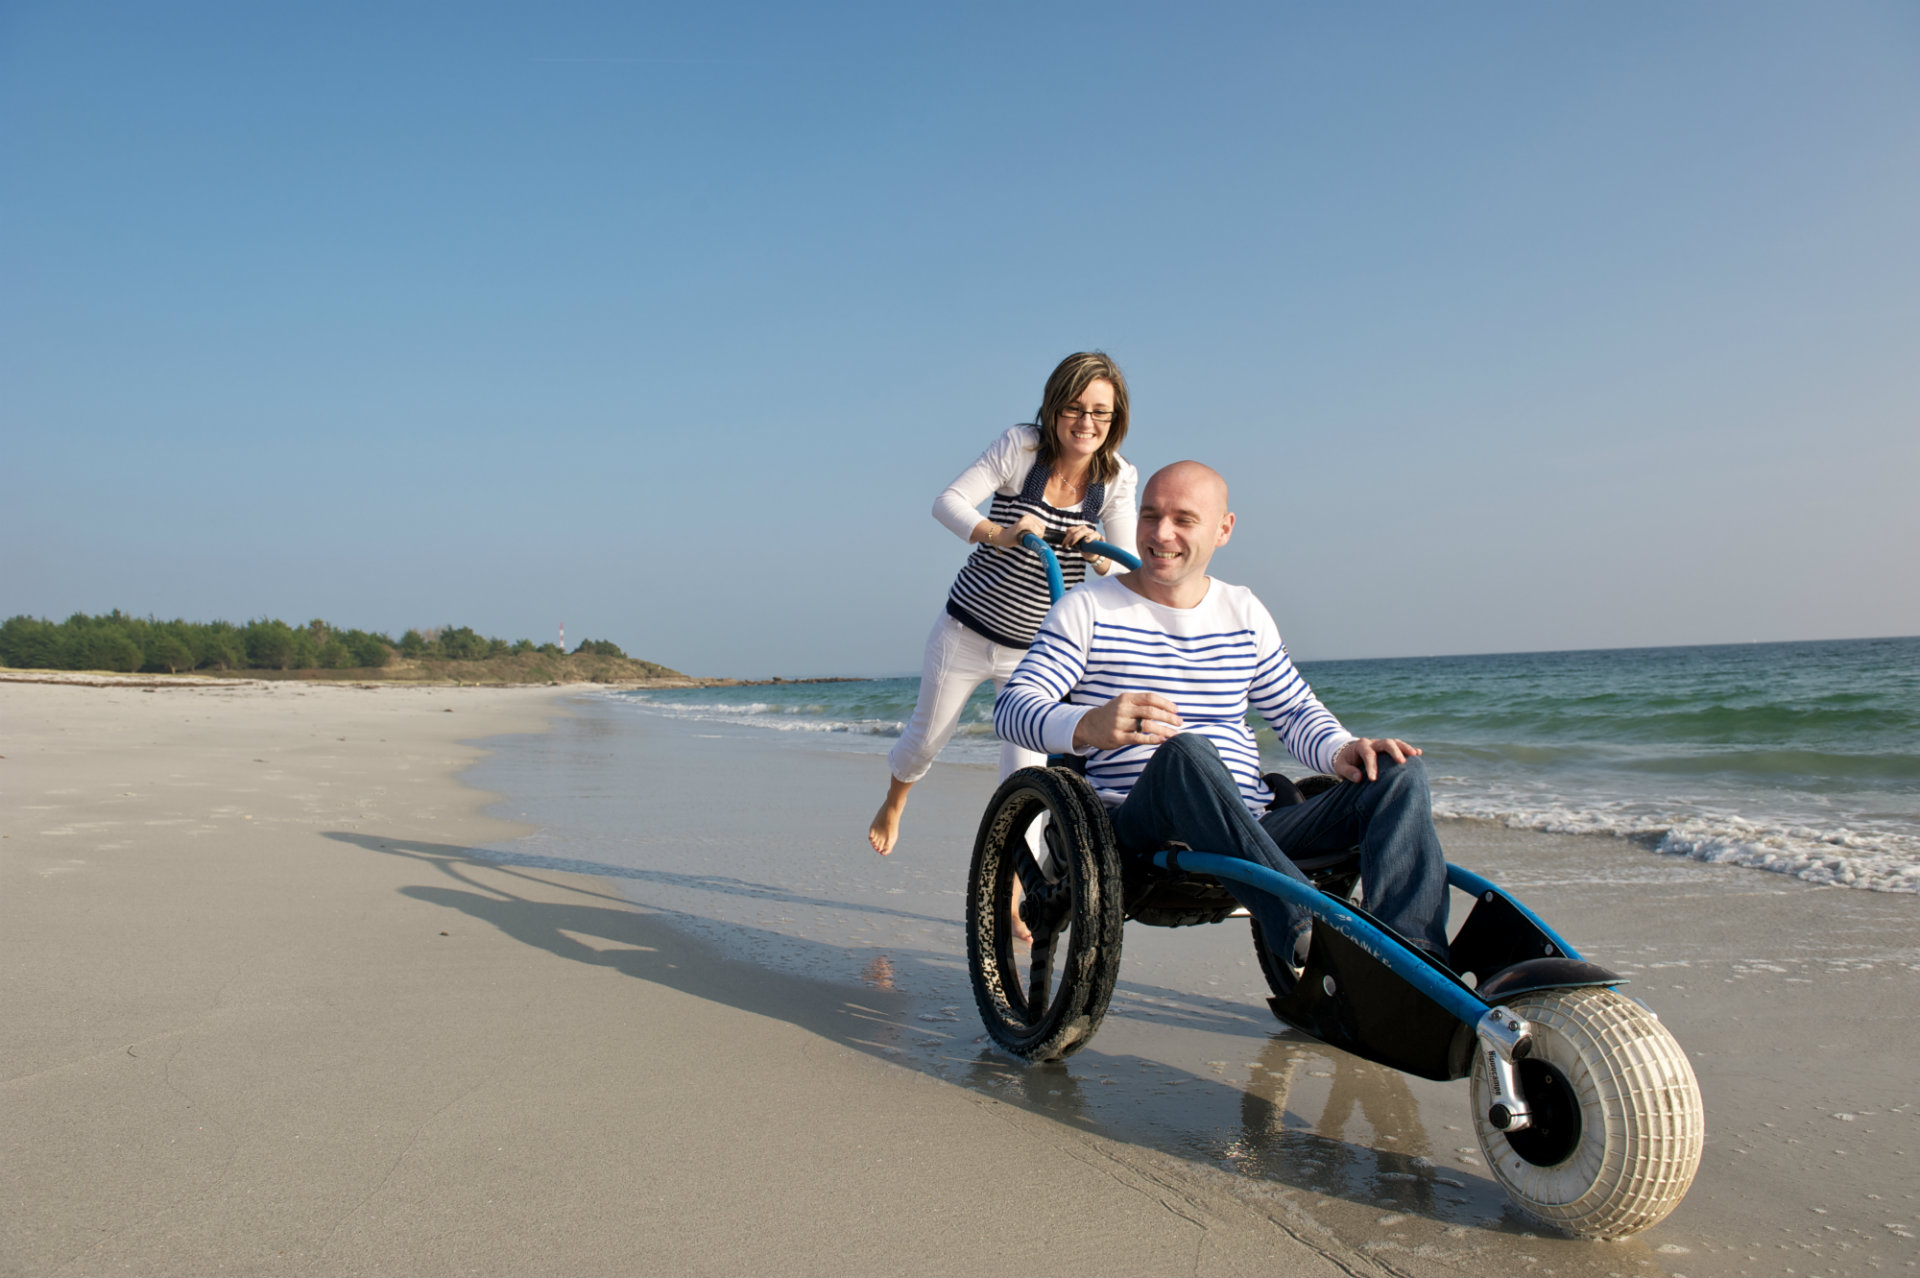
left=5, top=680, right=1917, bottom=1277
left=4, top=681, right=1369, bottom=1276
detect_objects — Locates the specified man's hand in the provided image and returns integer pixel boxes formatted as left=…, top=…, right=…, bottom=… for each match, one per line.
left=1332, top=736, right=1422, bottom=783
left=1072, top=692, right=1184, bottom=752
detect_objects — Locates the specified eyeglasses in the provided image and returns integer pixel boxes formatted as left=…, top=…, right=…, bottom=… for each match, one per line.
left=1057, top=407, right=1115, bottom=424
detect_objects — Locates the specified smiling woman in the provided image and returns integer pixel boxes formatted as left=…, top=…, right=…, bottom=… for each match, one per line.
left=867, top=352, right=1140, bottom=857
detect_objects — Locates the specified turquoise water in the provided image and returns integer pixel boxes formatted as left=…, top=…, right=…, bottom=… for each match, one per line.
left=610, top=635, right=1920, bottom=893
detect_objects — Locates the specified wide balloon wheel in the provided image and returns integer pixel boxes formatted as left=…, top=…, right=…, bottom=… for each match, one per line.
left=1472, top=987, right=1704, bottom=1238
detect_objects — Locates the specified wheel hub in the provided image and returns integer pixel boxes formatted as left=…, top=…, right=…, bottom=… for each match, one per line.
left=1503, top=1059, right=1583, bottom=1167
left=1017, top=869, right=1070, bottom=936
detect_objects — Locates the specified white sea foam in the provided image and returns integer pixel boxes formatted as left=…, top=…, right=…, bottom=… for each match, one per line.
left=605, top=690, right=1009, bottom=764
left=1432, top=794, right=1920, bottom=895
left=612, top=695, right=897, bottom=734
left=604, top=684, right=1920, bottom=895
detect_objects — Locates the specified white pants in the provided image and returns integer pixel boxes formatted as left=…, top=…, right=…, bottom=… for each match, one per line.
left=888, top=613, right=1046, bottom=785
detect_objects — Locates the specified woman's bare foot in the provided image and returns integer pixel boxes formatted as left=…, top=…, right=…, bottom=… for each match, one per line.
left=868, top=777, right=913, bottom=855
left=867, top=805, right=902, bottom=855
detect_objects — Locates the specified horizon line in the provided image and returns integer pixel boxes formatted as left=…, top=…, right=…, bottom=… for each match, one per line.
left=677, top=631, right=1920, bottom=684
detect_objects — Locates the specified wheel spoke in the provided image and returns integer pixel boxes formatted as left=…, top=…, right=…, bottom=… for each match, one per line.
left=1016, top=839, right=1065, bottom=1018
left=1025, top=928, right=1056, bottom=1014
left=996, top=862, right=1028, bottom=1017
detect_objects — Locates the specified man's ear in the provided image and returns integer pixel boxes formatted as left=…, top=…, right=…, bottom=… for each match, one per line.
left=1216, top=511, right=1235, bottom=547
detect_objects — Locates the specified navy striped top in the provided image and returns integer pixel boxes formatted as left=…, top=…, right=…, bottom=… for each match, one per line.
left=946, top=459, right=1108, bottom=649
left=993, top=575, right=1355, bottom=812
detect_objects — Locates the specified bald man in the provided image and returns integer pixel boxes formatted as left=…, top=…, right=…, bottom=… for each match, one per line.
left=994, top=461, right=1450, bottom=984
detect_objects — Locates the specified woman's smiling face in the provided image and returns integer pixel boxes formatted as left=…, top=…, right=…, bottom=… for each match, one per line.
left=1051, top=377, right=1115, bottom=466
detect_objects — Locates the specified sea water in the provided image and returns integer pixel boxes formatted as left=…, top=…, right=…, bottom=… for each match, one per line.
left=610, top=635, right=1920, bottom=894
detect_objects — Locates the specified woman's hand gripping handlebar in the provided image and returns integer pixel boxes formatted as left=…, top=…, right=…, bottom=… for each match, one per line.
left=1017, top=533, right=1142, bottom=603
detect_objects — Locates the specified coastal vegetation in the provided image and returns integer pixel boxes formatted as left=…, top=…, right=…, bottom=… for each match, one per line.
left=0, top=612, right=685, bottom=683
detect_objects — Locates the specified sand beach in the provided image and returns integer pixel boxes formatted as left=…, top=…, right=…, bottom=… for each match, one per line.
left=4, top=680, right=1916, bottom=1277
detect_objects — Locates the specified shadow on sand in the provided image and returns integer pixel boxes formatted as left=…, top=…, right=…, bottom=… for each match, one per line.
left=324, top=829, right=1547, bottom=1236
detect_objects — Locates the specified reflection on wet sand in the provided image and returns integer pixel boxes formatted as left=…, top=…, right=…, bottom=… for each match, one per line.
left=1220, top=1036, right=1470, bottom=1219
left=964, top=1053, right=1094, bottom=1122
left=859, top=953, right=896, bottom=989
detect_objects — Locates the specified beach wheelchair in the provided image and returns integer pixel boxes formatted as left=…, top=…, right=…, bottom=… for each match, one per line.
left=967, top=538, right=1705, bottom=1240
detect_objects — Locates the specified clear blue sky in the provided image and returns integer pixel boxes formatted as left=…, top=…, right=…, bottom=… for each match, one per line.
left=5, top=2, right=1916, bottom=676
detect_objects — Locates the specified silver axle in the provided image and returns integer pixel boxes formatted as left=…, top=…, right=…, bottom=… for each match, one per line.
left=1475, top=1006, right=1535, bottom=1132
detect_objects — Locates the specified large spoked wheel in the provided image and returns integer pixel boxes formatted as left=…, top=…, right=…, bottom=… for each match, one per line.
left=1472, top=988, right=1704, bottom=1239
left=966, top=766, right=1122, bottom=1062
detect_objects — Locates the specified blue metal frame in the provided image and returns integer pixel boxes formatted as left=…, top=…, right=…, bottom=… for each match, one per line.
left=1019, top=534, right=1142, bottom=602
left=1151, top=849, right=1492, bottom=1028
left=1446, top=864, right=1585, bottom=961
left=1147, top=853, right=1595, bottom=1030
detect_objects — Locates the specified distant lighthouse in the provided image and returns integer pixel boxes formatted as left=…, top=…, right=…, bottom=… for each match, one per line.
left=559, top=622, right=565, bottom=653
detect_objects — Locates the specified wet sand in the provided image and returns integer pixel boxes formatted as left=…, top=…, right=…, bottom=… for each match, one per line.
left=465, top=695, right=1920, bottom=1278
left=5, top=682, right=1917, bottom=1277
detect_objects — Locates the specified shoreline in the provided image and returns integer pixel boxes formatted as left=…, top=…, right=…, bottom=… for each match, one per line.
left=602, top=671, right=1920, bottom=899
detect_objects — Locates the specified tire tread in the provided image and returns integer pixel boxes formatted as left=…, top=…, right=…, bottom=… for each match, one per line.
left=1473, top=988, right=1703, bottom=1238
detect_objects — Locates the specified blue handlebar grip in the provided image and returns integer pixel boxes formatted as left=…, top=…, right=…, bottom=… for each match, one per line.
left=1079, top=540, right=1142, bottom=572
left=1019, top=533, right=1142, bottom=601
left=1019, top=532, right=1067, bottom=601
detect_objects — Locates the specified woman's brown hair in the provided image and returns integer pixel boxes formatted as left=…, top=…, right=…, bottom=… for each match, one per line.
left=1032, top=350, right=1130, bottom=486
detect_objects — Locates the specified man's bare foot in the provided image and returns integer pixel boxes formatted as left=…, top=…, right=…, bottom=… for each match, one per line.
left=868, top=777, right=913, bottom=855
left=1012, top=878, right=1032, bottom=944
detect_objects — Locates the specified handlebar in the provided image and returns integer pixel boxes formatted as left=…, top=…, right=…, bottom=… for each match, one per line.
left=1017, top=533, right=1144, bottom=602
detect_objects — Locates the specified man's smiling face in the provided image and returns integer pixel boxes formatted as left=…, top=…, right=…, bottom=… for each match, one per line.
left=1128, top=461, right=1235, bottom=608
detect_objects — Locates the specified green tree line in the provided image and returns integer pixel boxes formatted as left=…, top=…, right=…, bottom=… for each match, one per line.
left=0, top=612, right=627, bottom=674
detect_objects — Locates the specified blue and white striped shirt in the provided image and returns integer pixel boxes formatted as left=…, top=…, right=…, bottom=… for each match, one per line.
left=993, top=575, right=1355, bottom=813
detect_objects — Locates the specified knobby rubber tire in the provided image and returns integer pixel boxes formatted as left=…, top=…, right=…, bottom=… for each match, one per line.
left=966, top=766, right=1123, bottom=1061
left=1472, top=987, right=1704, bottom=1239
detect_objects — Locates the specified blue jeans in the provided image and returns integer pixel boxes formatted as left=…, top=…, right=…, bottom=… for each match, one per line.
left=1107, top=733, right=1451, bottom=963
